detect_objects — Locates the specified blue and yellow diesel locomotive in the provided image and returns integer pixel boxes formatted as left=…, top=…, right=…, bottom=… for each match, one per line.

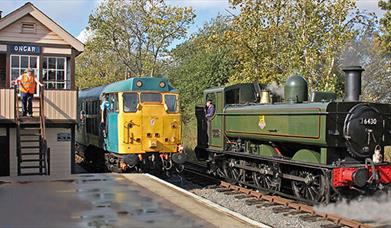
left=76, top=77, right=185, bottom=173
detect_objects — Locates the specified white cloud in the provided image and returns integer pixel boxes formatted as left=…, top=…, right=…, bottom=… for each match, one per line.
left=77, top=28, right=94, bottom=44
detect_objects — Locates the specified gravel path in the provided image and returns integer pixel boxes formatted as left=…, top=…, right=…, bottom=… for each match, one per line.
left=167, top=176, right=337, bottom=228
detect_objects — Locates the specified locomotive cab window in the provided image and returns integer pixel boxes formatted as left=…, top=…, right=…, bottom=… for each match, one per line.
left=225, top=88, right=240, bottom=104
left=206, top=93, right=216, bottom=104
left=123, top=93, right=139, bottom=112
left=141, top=92, right=162, bottom=103
left=108, top=93, right=119, bottom=112
left=164, top=94, right=178, bottom=112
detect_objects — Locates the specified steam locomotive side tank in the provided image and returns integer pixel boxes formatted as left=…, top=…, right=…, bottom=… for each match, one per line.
left=195, top=66, right=391, bottom=203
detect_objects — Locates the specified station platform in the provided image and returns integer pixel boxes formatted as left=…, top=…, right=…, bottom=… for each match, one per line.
left=0, top=173, right=261, bottom=227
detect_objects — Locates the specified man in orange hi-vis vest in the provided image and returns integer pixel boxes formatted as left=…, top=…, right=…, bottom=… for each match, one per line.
left=15, top=68, right=43, bottom=117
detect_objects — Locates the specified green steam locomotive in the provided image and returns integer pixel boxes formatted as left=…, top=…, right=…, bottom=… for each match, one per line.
left=195, top=66, right=391, bottom=203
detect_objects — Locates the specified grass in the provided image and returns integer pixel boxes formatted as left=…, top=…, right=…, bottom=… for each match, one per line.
left=181, top=118, right=198, bottom=162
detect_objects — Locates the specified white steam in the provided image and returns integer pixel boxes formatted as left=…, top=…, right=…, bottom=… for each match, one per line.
left=266, top=81, right=284, bottom=98
left=315, top=193, right=391, bottom=225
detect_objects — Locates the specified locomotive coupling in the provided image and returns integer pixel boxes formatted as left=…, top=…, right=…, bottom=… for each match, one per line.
left=123, top=154, right=139, bottom=167
left=172, top=145, right=186, bottom=164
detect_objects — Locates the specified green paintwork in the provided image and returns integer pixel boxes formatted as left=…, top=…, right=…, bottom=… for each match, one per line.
left=224, top=102, right=329, bottom=146
left=320, top=148, right=328, bottom=164
left=210, top=91, right=224, bottom=149
left=258, top=144, right=278, bottom=156
left=291, top=149, right=321, bottom=164
left=102, top=77, right=176, bottom=94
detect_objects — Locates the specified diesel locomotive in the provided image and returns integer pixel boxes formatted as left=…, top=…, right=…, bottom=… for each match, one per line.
left=195, top=66, right=391, bottom=203
left=76, top=77, right=185, bottom=173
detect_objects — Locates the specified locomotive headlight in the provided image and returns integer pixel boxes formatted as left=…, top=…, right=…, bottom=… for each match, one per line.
left=136, top=80, right=143, bottom=87
left=171, top=121, right=178, bottom=129
left=159, top=81, right=166, bottom=88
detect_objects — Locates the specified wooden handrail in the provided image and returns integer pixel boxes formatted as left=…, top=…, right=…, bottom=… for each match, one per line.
left=14, top=86, right=21, bottom=175
left=15, top=86, right=19, bottom=120
left=39, top=86, right=46, bottom=141
left=39, top=85, right=49, bottom=175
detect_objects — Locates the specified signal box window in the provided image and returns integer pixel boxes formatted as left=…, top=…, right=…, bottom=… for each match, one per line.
left=141, top=93, right=162, bottom=103
left=165, top=95, right=177, bottom=112
left=123, top=93, right=139, bottom=112
left=42, top=57, right=68, bottom=89
left=10, top=55, right=39, bottom=87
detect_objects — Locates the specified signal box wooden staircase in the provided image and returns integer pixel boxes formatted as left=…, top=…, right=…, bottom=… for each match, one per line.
left=15, top=87, right=50, bottom=176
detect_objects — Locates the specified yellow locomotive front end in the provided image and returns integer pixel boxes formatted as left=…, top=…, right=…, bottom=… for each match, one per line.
left=78, top=77, right=184, bottom=173
left=118, top=91, right=182, bottom=155
left=110, top=79, right=185, bottom=173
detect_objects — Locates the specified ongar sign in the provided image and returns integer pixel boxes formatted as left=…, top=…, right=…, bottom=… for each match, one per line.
left=9, top=44, right=41, bottom=55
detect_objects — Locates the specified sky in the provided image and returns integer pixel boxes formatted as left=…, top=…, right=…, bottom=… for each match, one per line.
left=0, top=0, right=386, bottom=45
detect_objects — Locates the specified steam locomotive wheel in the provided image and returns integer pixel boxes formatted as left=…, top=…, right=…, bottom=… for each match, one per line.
left=291, top=171, right=325, bottom=203
left=223, top=159, right=243, bottom=184
left=252, top=164, right=273, bottom=191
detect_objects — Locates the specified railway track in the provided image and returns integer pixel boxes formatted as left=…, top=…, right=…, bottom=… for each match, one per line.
left=182, top=162, right=377, bottom=228
left=74, top=156, right=385, bottom=228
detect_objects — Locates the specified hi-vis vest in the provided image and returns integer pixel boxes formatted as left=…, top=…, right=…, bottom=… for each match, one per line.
left=20, top=74, right=36, bottom=94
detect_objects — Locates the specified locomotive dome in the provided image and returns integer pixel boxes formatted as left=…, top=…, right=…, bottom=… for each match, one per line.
left=284, top=74, right=308, bottom=103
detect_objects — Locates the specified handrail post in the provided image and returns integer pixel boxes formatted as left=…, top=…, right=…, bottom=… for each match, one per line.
left=39, top=85, right=49, bottom=175
left=14, top=86, right=21, bottom=176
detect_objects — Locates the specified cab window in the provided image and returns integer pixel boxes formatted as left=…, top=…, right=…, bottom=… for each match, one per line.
left=108, top=93, right=119, bottom=112
left=141, top=93, right=162, bottom=103
left=165, top=94, right=177, bottom=112
left=123, top=93, right=139, bottom=112
left=206, top=93, right=216, bottom=104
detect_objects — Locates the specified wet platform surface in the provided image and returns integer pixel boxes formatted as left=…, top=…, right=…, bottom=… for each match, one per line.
left=0, top=174, right=213, bottom=227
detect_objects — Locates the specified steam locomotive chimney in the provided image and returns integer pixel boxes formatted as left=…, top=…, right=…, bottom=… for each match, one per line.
left=343, top=66, right=364, bottom=102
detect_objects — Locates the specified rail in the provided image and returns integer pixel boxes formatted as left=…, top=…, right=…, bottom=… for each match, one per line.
left=183, top=162, right=373, bottom=228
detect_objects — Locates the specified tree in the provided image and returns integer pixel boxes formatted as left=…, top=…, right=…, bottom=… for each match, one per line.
left=168, top=16, right=235, bottom=123
left=379, top=0, right=391, bottom=53
left=76, top=39, right=126, bottom=89
left=88, top=0, right=195, bottom=77
left=226, top=0, right=361, bottom=93
left=340, top=21, right=391, bottom=103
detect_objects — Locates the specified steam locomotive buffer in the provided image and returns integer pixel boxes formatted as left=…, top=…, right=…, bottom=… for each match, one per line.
left=195, top=66, right=391, bottom=203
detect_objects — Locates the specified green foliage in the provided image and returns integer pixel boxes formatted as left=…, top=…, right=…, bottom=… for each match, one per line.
left=168, top=16, right=235, bottom=123
left=227, top=0, right=360, bottom=93
left=89, top=0, right=195, bottom=77
left=76, top=40, right=126, bottom=89
left=379, top=0, right=391, bottom=53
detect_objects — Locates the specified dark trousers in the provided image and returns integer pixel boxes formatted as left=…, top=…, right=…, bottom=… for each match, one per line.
left=21, top=92, right=33, bottom=116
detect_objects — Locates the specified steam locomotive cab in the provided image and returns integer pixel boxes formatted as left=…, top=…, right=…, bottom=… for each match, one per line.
left=195, top=66, right=391, bottom=203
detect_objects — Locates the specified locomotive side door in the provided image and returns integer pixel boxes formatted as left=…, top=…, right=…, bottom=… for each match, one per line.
left=105, top=93, right=119, bottom=153
left=206, top=91, right=224, bottom=150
